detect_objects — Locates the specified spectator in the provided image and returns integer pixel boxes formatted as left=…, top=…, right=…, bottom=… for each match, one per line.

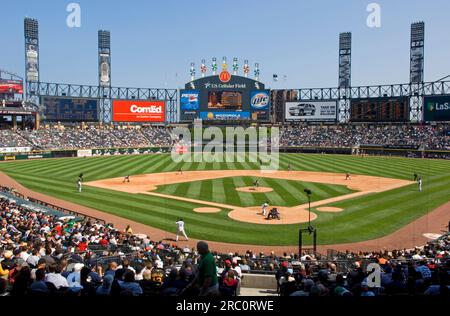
left=119, top=270, right=143, bottom=296
left=30, top=268, right=49, bottom=294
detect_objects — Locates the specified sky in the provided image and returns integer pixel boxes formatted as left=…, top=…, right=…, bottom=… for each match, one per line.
left=1, top=0, right=449, bottom=89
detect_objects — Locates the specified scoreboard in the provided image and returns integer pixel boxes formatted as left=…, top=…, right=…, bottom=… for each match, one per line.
left=350, top=97, right=409, bottom=122
left=41, top=96, right=99, bottom=122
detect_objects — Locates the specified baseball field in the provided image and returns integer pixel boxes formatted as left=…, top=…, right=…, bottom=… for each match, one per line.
left=0, top=153, right=449, bottom=248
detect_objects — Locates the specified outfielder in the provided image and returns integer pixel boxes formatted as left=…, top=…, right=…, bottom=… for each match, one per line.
left=418, top=177, right=422, bottom=192
left=175, top=218, right=188, bottom=242
left=77, top=179, right=82, bottom=193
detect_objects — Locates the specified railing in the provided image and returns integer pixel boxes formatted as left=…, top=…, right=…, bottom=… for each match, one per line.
left=26, top=197, right=106, bottom=224
left=0, top=186, right=26, bottom=200
left=1, top=186, right=106, bottom=224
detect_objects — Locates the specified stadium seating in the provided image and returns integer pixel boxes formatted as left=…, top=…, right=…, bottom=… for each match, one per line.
left=1, top=186, right=449, bottom=296
left=1, top=124, right=449, bottom=152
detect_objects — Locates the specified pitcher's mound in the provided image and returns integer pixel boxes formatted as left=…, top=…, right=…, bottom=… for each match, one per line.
left=228, top=206, right=317, bottom=225
left=193, top=207, right=221, bottom=213
left=236, top=186, right=273, bottom=193
left=316, top=207, right=343, bottom=213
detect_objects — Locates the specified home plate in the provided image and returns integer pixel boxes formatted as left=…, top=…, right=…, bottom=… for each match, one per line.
left=423, top=233, right=442, bottom=240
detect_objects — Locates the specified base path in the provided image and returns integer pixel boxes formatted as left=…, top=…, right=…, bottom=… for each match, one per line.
left=1, top=171, right=448, bottom=254
left=86, top=170, right=412, bottom=193
left=86, top=170, right=413, bottom=225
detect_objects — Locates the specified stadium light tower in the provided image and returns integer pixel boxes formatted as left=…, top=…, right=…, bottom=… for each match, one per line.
left=98, top=30, right=111, bottom=123
left=24, top=17, right=40, bottom=106
left=338, top=32, right=351, bottom=123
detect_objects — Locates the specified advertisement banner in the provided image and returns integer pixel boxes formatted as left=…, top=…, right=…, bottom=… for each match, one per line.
left=0, top=80, right=23, bottom=94
left=26, top=44, right=39, bottom=82
left=250, top=91, right=270, bottom=111
left=99, top=53, right=111, bottom=87
left=0, top=147, right=32, bottom=154
left=180, top=90, right=200, bottom=111
left=285, top=101, right=337, bottom=121
left=112, top=100, right=165, bottom=122
left=199, top=111, right=250, bottom=120
left=77, top=149, right=93, bottom=157
left=424, top=96, right=450, bottom=122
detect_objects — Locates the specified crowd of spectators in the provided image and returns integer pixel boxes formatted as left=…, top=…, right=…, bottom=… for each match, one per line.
left=6, top=126, right=175, bottom=150
left=1, top=123, right=449, bottom=152
left=0, top=130, right=31, bottom=148
left=1, top=187, right=449, bottom=297
left=280, top=123, right=450, bottom=150
left=0, top=193, right=243, bottom=297
left=276, top=233, right=450, bottom=296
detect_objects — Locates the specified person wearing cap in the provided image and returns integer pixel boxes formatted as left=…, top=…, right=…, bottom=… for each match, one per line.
left=96, top=274, right=113, bottom=296
left=220, top=259, right=232, bottom=281
left=185, top=241, right=219, bottom=296
left=175, top=219, right=188, bottom=242
left=360, top=281, right=375, bottom=296
left=333, top=274, right=351, bottom=296
left=275, top=261, right=289, bottom=293
left=291, top=278, right=315, bottom=296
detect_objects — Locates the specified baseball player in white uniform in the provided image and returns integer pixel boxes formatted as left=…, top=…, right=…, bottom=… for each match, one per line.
left=418, top=177, right=422, bottom=192
left=175, top=218, right=188, bottom=242
left=77, top=180, right=82, bottom=193
left=261, top=202, right=269, bottom=216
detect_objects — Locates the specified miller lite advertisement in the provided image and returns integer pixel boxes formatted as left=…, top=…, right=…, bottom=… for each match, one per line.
left=112, top=100, right=165, bottom=122
left=250, top=91, right=270, bottom=110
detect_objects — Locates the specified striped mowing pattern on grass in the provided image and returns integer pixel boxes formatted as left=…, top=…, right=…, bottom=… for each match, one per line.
left=0, top=153, right=449, bottom=246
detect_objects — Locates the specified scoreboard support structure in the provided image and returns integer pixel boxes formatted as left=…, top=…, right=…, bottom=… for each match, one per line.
left=27, top=82, right=178, bottom=124
left=273, top=78, right=450, bottom=124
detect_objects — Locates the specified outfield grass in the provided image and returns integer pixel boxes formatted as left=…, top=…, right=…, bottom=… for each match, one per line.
left=154, top=176, right=354, bottom=207
left=0, top=153, right=449, bottom=246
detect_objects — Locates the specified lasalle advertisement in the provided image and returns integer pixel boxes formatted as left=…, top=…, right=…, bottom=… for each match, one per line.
left=423, top=96, right=450, bottom=122
left=112, top=100, right=165, bottom=122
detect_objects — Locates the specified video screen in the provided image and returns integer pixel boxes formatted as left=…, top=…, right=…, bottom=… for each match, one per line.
left=41, top=97, right=99, bottom=122
left=350, top=97, right=409, bottom=122
left=208, top=91, right=242, bottom=110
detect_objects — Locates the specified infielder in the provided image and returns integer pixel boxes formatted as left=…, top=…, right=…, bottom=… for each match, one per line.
left=345, top=172, right=351, bottom=180
left=175, top=218, right=188, bottom=242
left=253, top=178, right=260, bottom=190
left=123, top=175, right=130, bottom=183
left=261, top=202, right=269, bottom=216
left=77, top=179, right=82, bottom=193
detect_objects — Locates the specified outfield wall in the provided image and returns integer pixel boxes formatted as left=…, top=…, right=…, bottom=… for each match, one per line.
left=0, top=146, right=171, bottom=161
left=0, top=145, right=449, bottom=161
